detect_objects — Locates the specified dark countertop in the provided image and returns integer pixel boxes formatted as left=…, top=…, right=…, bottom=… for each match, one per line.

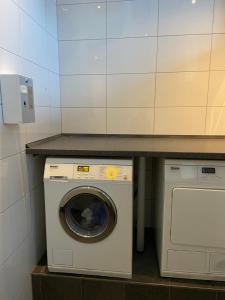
left=26, top=134, right=225, bottom=159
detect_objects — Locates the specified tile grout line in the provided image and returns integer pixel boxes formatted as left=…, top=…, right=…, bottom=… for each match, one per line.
left=153, top=0, right=160, bottom=135
left=59, top=70, right=225, bottom=76
left=61, top=105, right=222, bottom=109
left=57, top=0, right=140, bottom=6
left=58, top=32, right=225, bottom=43
left=0, top=150, right=25, bottom=165
left=56, top=6, right=63, bottom=135
left=204, top=0, right=216, bottom=135
left=106, top=1, right=108, bottom=134
left=0, top=194, right=27, bottom=216
left=0, top=45, right=59, bottom=76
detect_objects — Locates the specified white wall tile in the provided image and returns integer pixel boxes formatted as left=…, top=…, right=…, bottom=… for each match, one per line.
left=59, top=40, right=106, bottom=74
left=156, top=72, right=209, bottom=107
left=0, top=1, right=59, bottom=300
left=208, top=71, right=225, bottom=106
left=0, top=154, right=25, bottom=213
left=62, top=108, right=106, bottom=133
left=2, top=198, right=28, bottom=265
left=1, top=233, right=35, bottom=300
left=211, top=34, right=225, bottom=70
left=107, top=0, right=158, bottom=38
left=154, top=107, right=206, bottom=135
left=14, top=0, right=46, bottom=27
left=0, top=121, right=24, bottom=160
left=50, top=107, right=62, bottom=135
left=61, top=75, right=106, bottom=107
left=0, top=48, right=22, bottom=75
left=48, top=73, right=61, bottom=107
left=159, top=0, right=213, bottom=35
left=213, top=0, right=225, bottom=33
left=107, top=74, right=155, bottom=108
left=46, top=34, right=59, bottom=73
left=206, top=107, right=225, bottom=135
left=57, top=0, right=225, bottom=137
left=25, top=107, right=53, bottom=143
left=20, top=153, right=29, bottom=196
left=0, top=0, right=21, bottom=55
left=20, top=11, right=47, bottom=67
left=58, top=3, right=106, bottom=40
left=107, top=37, right=157, bottom=74
left=107, top=108, right=154, bottom=134
left=46, top=0, right=58, bottom=38
left=0, top=265, right=7, bottom=300
left=158, top=35, right=211, bottom=72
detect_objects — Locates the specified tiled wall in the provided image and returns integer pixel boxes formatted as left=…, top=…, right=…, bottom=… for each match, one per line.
left=58, top=0, right=225, bottom=135
left=0, top=1, right=60, bottom=299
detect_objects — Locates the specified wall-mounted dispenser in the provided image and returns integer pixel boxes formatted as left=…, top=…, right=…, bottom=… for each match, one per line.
left=0, top=75, right=35, bottom=124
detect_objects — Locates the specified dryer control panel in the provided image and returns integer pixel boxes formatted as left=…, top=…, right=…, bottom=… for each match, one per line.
left=165, top=161, right=225, bottom=187
left=45, top=163, right=132, bottom=182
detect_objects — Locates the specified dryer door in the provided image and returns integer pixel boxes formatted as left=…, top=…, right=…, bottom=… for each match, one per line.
left=59, top=186, right=117, bottom=243
left=171, top=188, right=225, bottom=248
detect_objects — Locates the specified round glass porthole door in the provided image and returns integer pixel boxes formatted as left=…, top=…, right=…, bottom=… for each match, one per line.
left=59, top=186, right=117, bottom=243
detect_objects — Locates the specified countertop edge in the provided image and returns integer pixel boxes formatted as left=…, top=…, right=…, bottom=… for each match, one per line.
left=25, top=134, right=225, bottom=159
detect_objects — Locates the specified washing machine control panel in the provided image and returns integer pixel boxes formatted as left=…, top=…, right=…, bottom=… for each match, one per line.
left=73, top=164, right=132, bottom=181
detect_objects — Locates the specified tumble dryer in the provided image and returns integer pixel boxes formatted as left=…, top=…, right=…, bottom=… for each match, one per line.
left=44, top=158, right=133, bottom=278
left=155, top=159, right=225, bottom=281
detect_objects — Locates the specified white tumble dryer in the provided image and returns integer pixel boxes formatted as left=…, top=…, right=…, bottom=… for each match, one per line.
left=44, top=158, right=133, bottom=278
left=155, top=159, right=225, bottom=281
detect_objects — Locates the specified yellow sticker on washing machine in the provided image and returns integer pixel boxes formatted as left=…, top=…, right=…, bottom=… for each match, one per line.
left=105, top=166, right=118, bottom=179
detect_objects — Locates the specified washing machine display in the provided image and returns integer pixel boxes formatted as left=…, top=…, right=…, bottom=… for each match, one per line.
left=59, top=186, right=117, bottom=243
left=77, top=165, right=90, bottom=172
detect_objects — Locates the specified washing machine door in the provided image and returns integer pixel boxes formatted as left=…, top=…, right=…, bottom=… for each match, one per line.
left=59, top=186, right=117, bottom=243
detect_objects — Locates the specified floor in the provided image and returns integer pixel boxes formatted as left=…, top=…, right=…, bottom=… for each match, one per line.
left=32, top=233, right=225, bottom=300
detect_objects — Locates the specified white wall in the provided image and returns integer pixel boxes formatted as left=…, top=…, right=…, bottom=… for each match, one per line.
left=0, top=1, right=61, bottom=299
left=58, top=0, right=225, bottom=135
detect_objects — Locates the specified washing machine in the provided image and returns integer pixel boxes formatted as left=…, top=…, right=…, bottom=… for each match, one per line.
left=155, top=159, right=225, bottom=281
left=44, top=158, right=133, bottom=278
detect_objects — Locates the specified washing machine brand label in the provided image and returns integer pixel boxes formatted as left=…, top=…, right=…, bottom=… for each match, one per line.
left=50, top=165, right=59, bottom=169
left=170, top=166, right=180, bottom=171
left=45, top=164, right=74, bottom=180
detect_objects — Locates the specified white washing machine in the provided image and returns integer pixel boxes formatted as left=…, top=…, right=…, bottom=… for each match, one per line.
left=44, top=158, right=133, bottom=278
left=155, top=159, right=225, bottom=281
